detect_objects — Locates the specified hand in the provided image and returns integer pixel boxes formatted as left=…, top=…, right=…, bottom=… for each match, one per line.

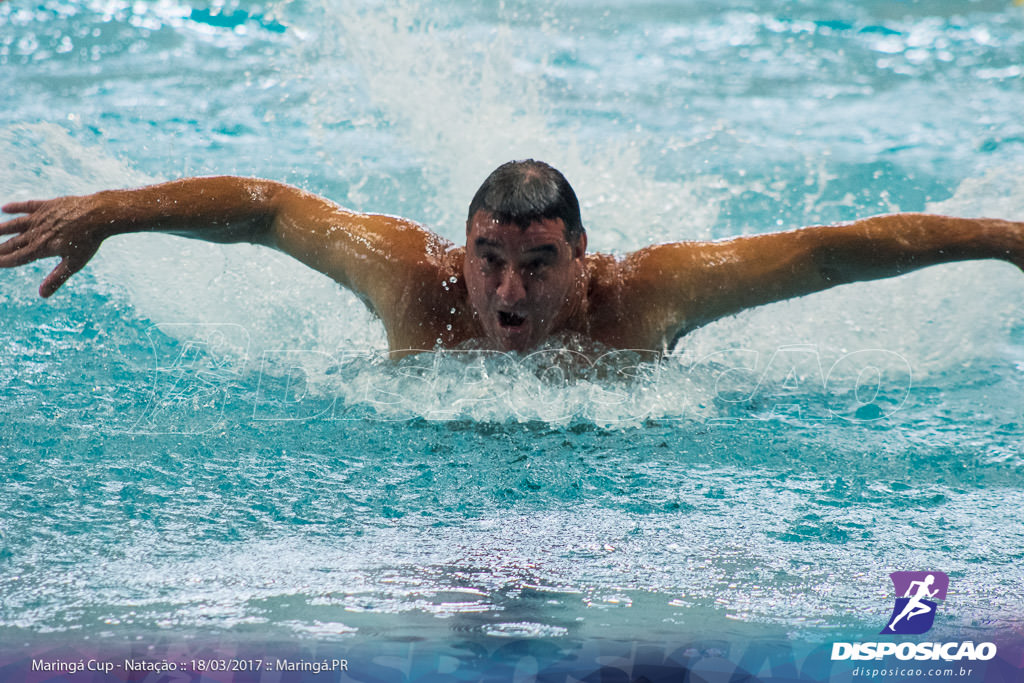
left=0, top=195, right=107, bottom=297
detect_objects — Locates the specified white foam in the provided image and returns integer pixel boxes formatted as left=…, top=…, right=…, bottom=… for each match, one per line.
left=296, top=0, right=723, bottom=247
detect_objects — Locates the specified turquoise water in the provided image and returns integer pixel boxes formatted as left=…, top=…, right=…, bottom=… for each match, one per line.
left=2, top=0, right=1024, bottom=679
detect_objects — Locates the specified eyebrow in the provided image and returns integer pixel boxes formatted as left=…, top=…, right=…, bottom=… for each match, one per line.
left=473, top=239, right=559, bottom=257
left=523, top=245, right=559, bottom=257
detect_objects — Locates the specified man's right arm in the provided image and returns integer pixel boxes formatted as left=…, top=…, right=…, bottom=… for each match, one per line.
left=0, top=176, right=452, bottom=319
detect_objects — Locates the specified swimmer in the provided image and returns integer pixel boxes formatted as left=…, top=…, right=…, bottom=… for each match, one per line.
left=2, top=159, right=1024, bottom=356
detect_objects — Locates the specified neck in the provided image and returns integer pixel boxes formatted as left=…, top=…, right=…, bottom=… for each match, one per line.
left=554, top=262, right=591, bottom=336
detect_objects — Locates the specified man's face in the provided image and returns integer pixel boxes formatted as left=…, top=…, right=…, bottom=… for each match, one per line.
left=464, top=211, right=586, bottom=352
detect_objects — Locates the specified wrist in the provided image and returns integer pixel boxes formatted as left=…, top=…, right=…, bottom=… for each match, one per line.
left=89, top=189, right=138, bottom=240
left=983, top=218, right=1021, bottom=262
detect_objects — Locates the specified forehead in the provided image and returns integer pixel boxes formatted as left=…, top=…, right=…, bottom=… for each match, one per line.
left=467, top=212, right=569, bottom=251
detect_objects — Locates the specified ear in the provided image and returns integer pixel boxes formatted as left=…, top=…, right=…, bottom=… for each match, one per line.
left=572, top=230, right=587, bottom=260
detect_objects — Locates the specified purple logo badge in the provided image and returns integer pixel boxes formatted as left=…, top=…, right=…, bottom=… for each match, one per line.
left=881, top=571, right=949, bottom=635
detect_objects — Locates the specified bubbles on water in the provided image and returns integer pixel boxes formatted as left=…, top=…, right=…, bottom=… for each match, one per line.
left=484, top=622, right=569, bottom=638
left=6, top=0, right=1024, bottom=656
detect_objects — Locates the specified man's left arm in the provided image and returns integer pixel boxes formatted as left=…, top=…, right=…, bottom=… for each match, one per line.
left=623, top=213, right=1024, bottom=347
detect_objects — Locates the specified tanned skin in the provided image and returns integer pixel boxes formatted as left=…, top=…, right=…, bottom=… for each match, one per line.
left=2, top=175, right=1023, bottom=357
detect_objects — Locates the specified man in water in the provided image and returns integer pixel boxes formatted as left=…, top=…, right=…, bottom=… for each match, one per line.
left=2, top=159, right=1023, bottom=356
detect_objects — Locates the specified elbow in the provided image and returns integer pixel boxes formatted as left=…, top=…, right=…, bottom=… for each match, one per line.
left=256, top=182, right=297, bottom=247
left=817, top=263, right=851, bottom=286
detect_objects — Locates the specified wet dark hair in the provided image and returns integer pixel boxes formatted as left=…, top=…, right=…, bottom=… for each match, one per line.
left=467, top=159, right=585, bottom=245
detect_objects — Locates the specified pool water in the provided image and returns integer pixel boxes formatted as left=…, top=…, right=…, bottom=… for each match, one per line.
left=2, top=0, right=1024, bottom=679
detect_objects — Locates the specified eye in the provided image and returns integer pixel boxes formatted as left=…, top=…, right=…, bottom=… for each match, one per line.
left=481, top=253, right=502, bottom=268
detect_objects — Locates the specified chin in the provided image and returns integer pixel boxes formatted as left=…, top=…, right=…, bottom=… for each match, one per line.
left=495, top=338, right=529, bottom=353
left=490, top=329, right=534, bottom=353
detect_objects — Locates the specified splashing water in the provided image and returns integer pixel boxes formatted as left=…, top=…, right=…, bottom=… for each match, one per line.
left=3, top=0, right=1024, bottom=660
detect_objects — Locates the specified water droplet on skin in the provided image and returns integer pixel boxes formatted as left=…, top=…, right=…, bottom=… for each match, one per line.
left=449, top=308, right=456, bottom=314
left=446, top=324, right=452, bottom=330
left=449, top=276, right=457, bottom=283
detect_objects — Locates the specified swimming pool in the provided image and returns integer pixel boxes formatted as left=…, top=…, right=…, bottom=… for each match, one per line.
left=2, top=0, right=1023, bottom=680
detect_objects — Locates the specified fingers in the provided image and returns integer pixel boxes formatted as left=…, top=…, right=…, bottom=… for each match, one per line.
left=1, top=200, right=47, bottom=215
left=40, top=259, right=75, bottom=298
left=39, top=243, right=97, bottom=297
left=2, top=198, right=89, bottom=297
left=0, top=215, right=30, bottom=235
left=0, top=232, right=56, bottom=267
left=0, top=232, right=32, bottom=261
left=0, top=247, right=44, bottom=268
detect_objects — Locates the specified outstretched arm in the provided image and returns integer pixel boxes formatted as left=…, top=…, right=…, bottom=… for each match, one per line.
left=0, top=176, right=452, bottom=320
left=623, top=213, right=1024, bottom=347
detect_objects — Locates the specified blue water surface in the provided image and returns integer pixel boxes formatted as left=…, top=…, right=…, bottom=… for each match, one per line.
left=2, top=0, right=1024, bottom=678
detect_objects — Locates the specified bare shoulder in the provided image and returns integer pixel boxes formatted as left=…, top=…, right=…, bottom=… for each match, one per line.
left=583, top=243, right=711, bottom=350
left=381, top=244, right=478, bottom=353
left=582, top=251, right=665, bottom=350
left=620, top=240, right=713, bottom=278
left=277, top=199, right=455, bottom=280
left=270, top=191, right=463, bottom=348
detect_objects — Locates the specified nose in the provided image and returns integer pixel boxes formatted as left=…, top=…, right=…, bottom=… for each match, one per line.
left=496, top=266, right=526, bottom=304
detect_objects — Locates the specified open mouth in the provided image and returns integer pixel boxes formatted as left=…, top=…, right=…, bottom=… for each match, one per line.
left=498, top=311, right=527, bottom=328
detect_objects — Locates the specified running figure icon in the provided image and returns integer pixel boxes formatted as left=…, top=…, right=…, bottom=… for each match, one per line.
left=882, top=571, right=949, bottom=635
left=888, top=575, right=938, bottom=631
